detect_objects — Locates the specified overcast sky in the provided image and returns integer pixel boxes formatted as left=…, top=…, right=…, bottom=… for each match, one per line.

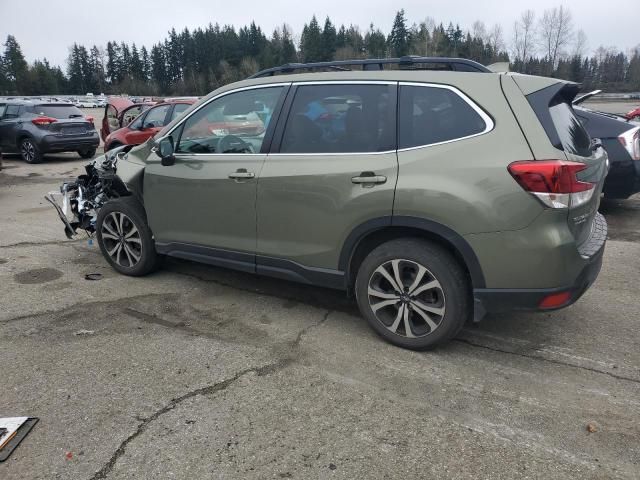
left=1, top=0, right=637, bottom=68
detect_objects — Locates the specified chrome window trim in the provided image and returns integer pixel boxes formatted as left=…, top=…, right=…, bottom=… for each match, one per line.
left=266, top=150, right=396, bottom=157
left=396, top=81, right=494, bottom=152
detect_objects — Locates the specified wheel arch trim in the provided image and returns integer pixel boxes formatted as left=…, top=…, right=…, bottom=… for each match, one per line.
left=339, top=216, right=486, bottom=289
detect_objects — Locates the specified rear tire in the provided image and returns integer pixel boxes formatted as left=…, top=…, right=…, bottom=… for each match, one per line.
left=355, top=238, right=471, bottom=350
left=96, top=197, right=158, bottom=276
left=20, top=138, right=42, bottom=164
left=78, top=148, right=97, bottom=159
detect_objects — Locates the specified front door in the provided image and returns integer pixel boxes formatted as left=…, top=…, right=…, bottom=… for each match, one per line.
left=256, top=82, right=398, bottom=276
left=144, top=85, right=287, bottom=264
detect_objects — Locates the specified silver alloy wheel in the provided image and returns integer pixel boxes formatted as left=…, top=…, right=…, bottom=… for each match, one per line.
left=21, top=140, right=36, bottom=162
left=101, top=212, right=142, bottom=268
left=367, top=259, right=446, bottom=338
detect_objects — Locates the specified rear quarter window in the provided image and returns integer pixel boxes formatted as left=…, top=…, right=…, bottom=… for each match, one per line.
left=548, top=100, right=591, bottom=157
left=398, top=85, right=489, bottom=149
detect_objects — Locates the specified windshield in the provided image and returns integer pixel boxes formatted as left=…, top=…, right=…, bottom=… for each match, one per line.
left=34, top=104, right=85, bottom=119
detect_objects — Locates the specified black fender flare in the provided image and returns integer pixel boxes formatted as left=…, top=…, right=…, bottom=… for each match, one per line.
left=338, top=215, right=486, bottom=289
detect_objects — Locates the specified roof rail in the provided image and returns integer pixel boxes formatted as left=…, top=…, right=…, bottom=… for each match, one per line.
left=249, top=56, right=491, bottom=78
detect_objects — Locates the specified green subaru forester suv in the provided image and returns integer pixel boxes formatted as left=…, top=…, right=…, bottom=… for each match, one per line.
left=48, top=58, right=608, bottom=350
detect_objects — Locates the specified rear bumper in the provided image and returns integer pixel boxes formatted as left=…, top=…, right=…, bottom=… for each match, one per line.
left=40, top=133, right=99, bottom=153
left=473, top=213, right=607, bottom=314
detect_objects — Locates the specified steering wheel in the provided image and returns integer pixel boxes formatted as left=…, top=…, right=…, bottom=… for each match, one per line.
left=218, top=135, right=254, bottom=154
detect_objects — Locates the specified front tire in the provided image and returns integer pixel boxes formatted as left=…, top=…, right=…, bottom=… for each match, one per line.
left=96, top=197, right=158, bottom=276
left=355, top=238, right=471, bottom=350
left=20, top=138, right=42, bottom=164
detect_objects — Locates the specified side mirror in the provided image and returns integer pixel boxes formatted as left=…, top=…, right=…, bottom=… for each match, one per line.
left=158, top=137, right=175, bottom=166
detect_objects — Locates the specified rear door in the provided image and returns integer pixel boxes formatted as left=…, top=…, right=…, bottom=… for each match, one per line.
left=255, top=81, right=397, bottom=278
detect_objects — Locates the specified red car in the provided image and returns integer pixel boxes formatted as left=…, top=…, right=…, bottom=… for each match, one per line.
left=103, top=99, right=195, bottom=151
left=625, top=106, right=640, bottom=122
left=101, top=97, right=154, bottom=143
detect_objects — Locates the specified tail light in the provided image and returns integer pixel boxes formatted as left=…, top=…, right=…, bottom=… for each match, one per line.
left=31, top=116, right=57, bottom=126
left=85, top=116, right=95, bottom=123
left=508, top=160, right=596, bottom=209
left=618, top=126, right=640, bottom=161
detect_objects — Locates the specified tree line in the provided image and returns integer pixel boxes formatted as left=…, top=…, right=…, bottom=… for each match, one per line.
left=1, top=7, right=639, bottom=97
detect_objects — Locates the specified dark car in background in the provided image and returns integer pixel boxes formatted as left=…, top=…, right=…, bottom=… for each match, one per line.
left=101, top=97, right=155, bottom=142
left=573, top=91, right=640, bottom=199
left=0, top=100, right=99, bottom=163
left=103, top=99, right=195, bottom=151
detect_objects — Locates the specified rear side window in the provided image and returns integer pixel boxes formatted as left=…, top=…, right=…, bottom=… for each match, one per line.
left=548, top=100, right=591, bottom=157
left=4, top=105, right=21, bottom=118
left=279, top=84, right=395, bottom=154
left=399, top=85, right=488, bottom=149
left=33, top=105, right=84, bottom=118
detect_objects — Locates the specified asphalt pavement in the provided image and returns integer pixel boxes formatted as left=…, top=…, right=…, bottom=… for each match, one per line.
left=0, top=140, right=639, bottom=479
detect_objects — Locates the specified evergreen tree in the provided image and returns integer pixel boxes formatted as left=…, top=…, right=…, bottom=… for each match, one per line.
left=300, top=16, right=323, bottom=62
left=3, top=35, right=29, bottom=94
left=364, top=24, right=386, bottom=58
left=387, top=10, right=410, bottom=57
left=321, top=17, right=337, bottom=61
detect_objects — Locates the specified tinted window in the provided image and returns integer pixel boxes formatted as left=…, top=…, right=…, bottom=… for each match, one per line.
left=280, top=84, right=394, bottom=153
left=170, top=103, right=191, bottom=121
left=176, top=86, right=283, bottom=154
left=399, top=85, right=487, bottom=149
left=142, top=104, right=171, bottom=128
left=549, top=100, right=591, bottom=157
left=33, top=104, right=84, bottom=119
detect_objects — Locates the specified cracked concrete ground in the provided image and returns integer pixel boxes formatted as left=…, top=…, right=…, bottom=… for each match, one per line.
left=0, top=153, right=639, bottom=480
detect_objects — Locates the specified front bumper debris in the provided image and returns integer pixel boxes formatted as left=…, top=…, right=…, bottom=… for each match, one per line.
left=45, top=151, right=128, bottom=238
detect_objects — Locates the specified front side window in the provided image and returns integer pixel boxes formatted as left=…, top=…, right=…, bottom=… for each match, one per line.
left=399, top=85, right=488, bottom=149
left=0, top=104, right=6, bottom=117
left=176, top=86, right=283, bottom=154
left=142, top=104, right=171, bottom=128
left=122, top=105, right=147, bottom=126
left=279, top=84, right=395, bottom=154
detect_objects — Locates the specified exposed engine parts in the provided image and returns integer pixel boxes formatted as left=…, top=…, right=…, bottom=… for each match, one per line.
left=45, top=152, right=129, bottom=238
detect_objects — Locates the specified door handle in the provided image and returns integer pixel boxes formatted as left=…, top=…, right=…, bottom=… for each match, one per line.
left=228, top=169, right=255, bottom=180
left=351, top=172, right=387, bottom=185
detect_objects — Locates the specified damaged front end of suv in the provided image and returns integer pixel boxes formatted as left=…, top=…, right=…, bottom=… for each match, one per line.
left=45, top=146, right=143, bottom=239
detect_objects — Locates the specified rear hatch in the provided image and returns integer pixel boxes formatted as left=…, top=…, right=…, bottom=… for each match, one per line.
left=32, top=104, right=95, bottom=136
left=519, top=80, right=608, bottom=251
